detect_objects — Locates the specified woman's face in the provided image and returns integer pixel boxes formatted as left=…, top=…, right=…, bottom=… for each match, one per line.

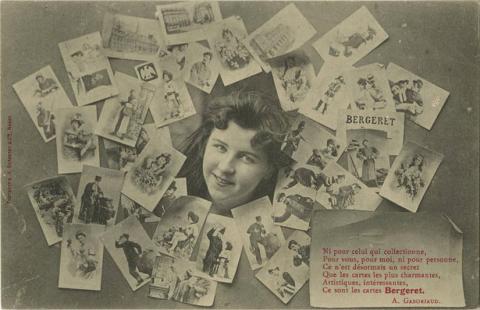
left=202, top=121, right=272, bottom=210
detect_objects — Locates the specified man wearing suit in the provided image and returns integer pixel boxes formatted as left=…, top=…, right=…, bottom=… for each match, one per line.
left=247, top=216, right=267, bottom=265
left=115, top=233, right=144, bottom=286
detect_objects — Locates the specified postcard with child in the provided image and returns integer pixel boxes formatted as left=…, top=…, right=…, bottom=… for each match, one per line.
left=13, top=66, right=73, bottom=142
left=58, top=32, right=118, bottom=106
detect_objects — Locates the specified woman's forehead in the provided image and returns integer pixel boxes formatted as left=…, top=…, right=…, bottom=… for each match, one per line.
left=209, top=122, right=266, bottom=154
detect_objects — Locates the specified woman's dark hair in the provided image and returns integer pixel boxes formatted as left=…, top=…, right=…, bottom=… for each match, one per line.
left=178, top=90, right=291, bottom=204
left=162, top=70, right=173, bottom=82
left=156, top=153, right=171, bottom=169
left=187, top=211, right=199, bottom=224
left=225, top=241, right=233, bottom=251
left=75, top=232, right=86, bottom=239
left=409, top=154, right=424, bottom=171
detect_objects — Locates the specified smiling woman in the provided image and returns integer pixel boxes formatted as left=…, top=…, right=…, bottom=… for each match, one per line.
left=178, top=90, right=291, bottom=212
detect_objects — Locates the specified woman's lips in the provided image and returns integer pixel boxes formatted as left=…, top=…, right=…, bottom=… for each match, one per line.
left=212, top=173, right=234, bottom=187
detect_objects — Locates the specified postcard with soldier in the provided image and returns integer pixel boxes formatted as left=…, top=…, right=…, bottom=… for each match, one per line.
left=312, top=6, right=388, bottom=67
left=206, top=16, right=262, bottom=86
left=72, top=165, right=124, bottom=228
left=100, top=216, right=159, bottom=291
left=386, top=62, right=450, bottom=130
left=13, top=65, right=73, bottom=142
left=102, top=13, right=165, bottom=61
left=231, top=196, right=286, bottom=270
left=58, top=32, right=118, bottom=106
left=58, top=223, right=104, bottom=291
left=149, top=253, right=217, bottom=307
left=25, top=176, right=76, bottom=246
left=380, top=141, right=444, bottom=212
left=152, top=196, right=211, bottom=260
left=193, top=213, right=242, bottom=283
left=156, top=1, right=222, bottom=45
left=256, top=231, right=310, bottom=304
left=245, top=3, right=316, bottom=72
left=55, top=106, right=100, bottom=174
left=96, top=72, right=155, bottom=147
left=121, top=137, right=186, bottom=212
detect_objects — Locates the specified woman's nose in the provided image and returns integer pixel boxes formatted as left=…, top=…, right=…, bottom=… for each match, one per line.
left=217, top=153, right=236, bottom=174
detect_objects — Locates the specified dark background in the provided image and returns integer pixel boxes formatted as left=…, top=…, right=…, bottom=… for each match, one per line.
left=1, top=1, right=478, bottom=308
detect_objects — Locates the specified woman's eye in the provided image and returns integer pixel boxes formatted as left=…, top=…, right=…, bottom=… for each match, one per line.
left=240, top=154, right=256, bottom=164
left=213, top=144, right=227, bottom=153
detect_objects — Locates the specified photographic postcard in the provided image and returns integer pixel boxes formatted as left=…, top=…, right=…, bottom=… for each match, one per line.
left=58, top=32, right=118, bottom=106
left=103, top=123, right=172, bottom=172
left=344, top=129, right=392, bottom=192
left=72, top=165, right=124, bottom=228
left=58, top=223, right=104, bottom=291
left=206, top=16, right=262, bottom=86
left=121, top=137, right=186, bottom=212
left=231, top=196, right=286, bottom=270
left=119, top=178, right=187, bottom=223
left=310, top=211, right=465, bottom=307
left=386, top=62, right=450, bottom=130
left=245, top=3, right=317, bottom=72
left=344, top=63, right=396, bottom=112
left=380, top=141, right=444, bottom=212
left=55, top=106, right=100, bottom=174
left=281, top=115, right=345, bottom=169
left=156, top=1, right=223, bottom=45
left=25, top=176, right=76, bottom=246
left=184, top=42, right=220, bottom=93
left=193, top=213, right=242, bottom=283
left=149, top=253, right=217, bottom=307
left=256, top=231, right=310, bottom=304
left=149, top=71, right=196, bottom=128
left=312, top=6, right=388, bottom=67
left=298, top=65, right=351, bottom=130
left=96, top=72, right=155, bottom=147
left=268, top=50, right=315, bottom=111
left=152, top=196, right=211, bottom=260
left=100, top=216, right=159, bottom=291
left=273, top=163, right=324, bottom=231
left=336, top=108, right=405, bottom=156
left=12, top=65, right=73, bottom=142
left=101, top=12, right=165, bottom=61
left=315, top=162, right=382, bottom=211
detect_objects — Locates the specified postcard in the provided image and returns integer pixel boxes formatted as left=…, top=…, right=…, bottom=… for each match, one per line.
left=193, top=213, right=242, bottom=283
left=118, top=178, right=187, bottom=223
left=183, top=42, right=219, bottom=93
left=149, top=253, right=217, bottom=307
left=298, top=65, right=351, bottom=130
left=58, top=223, right=104, bottom=291
left=312, top=6, right=388, bottom=66
left=102, top=13, right=165, bottom=61
left=281, top=115, right=345, bottom=169
left=343, top=63, right=395, bottom=111
left=100, top=216, right=159, bottom=291
left=386, top=62, right=450, bottom=130
left=380, top=141, right=444, bottom=212
left=58, top=32, right=118, bottom=106
left=268, top=50, right=315, bottom=111
left=96, top=72, right=155, bottom=147
left=72, top=165, right=124, bottom=227
left=121, top=137, right=186, bottom=211
left=55, top=106, right=100, bottom=174
left=103, top=123, right=171, bottom=172
left=231, top=196, right=286, bottom=270
left=12, top=66, right=73, bottom=142
left=273, top=164, right=323, bottom=231
left=315, top=162, right=382, bottom=211
left=25, top=176, right=76, bottom=246
left=149, top=70, right=196, bottom=128
left=310, top=211, right=465, bottom=307
left=152, top=196, right=211, bottom=260
left=336, top=108, right=405, bottom=156
left=156, top=1, right=222, bottom=45
left=207, top=16, right=262, bottom=86
left=256, top=231, right=310, bottom=304
left=245, top=3, right=317, bottom=72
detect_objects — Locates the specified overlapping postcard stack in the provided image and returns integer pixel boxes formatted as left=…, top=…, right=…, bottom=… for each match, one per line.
left=16, top=1, right=453, bottom=307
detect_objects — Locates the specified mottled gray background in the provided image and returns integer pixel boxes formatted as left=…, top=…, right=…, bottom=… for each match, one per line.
left=1, top=1, right=478, bottom=308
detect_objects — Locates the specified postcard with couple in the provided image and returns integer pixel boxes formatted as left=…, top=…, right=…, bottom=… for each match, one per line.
left=13, top=66, right=73, bottom=142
